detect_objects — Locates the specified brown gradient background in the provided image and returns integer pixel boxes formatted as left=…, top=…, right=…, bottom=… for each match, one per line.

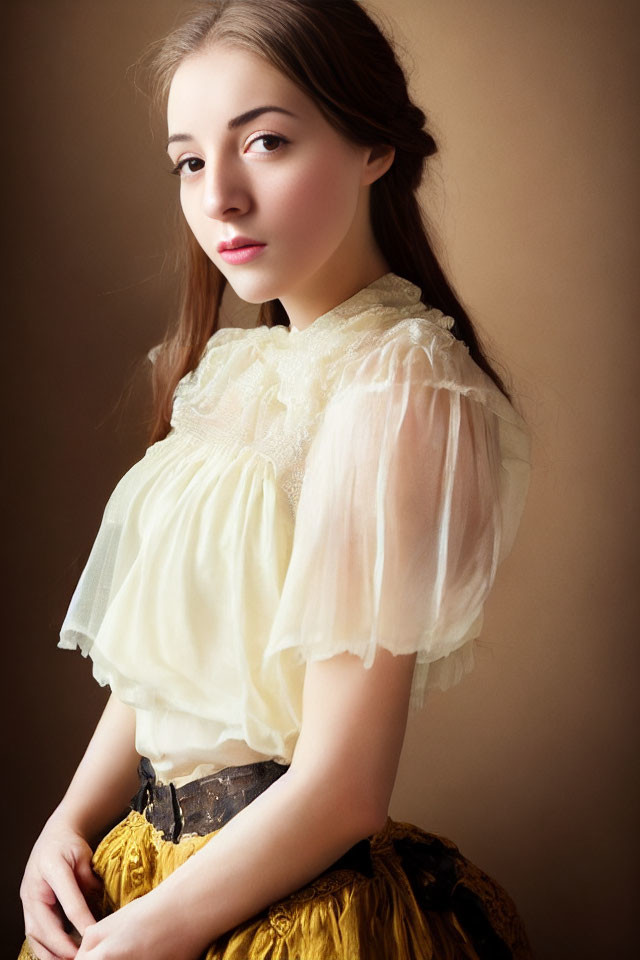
left=3, top=1, right=638, bottom=957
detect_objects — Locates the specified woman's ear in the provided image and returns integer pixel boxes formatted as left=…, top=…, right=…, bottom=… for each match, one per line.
left=362, top=144, right=396, bottom=186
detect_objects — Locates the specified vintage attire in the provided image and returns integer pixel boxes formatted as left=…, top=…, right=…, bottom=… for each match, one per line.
left=20, top=273, right=533, bottom=959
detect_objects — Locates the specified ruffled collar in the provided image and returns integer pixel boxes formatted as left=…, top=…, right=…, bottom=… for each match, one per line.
left=287, top=272, right=454, bottom=336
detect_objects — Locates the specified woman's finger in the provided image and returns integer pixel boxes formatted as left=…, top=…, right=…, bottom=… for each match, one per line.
left=75, top=866, right=103, bottom=923
left=24, top=934, right=63, bottom=960
left=23, top=903, right=78, bottom=960
left=43, top=859, right=96, bottom=938
left=75, top=857, right=103, bottom=894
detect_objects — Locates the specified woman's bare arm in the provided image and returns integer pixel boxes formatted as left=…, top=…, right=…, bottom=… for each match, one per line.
left=20, top=693, right=140, bottom=960
left=53, top=692, right=141, bottom=844
left=77, top=647, right=417, bottom=959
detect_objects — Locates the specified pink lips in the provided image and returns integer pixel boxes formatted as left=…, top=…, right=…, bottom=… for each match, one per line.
left=219, top=244, right=266, bottom=264
left=217, top=235, right=266, bottom=264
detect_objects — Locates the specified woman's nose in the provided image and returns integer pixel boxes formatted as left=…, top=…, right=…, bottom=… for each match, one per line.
left=201, top=156, right=250, bottom=220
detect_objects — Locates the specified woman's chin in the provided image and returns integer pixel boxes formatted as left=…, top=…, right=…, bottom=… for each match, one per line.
left=219, top=269, right=285, bottom=307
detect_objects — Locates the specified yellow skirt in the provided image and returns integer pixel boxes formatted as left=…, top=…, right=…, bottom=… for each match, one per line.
left=20, top=810, right=532, bottom=959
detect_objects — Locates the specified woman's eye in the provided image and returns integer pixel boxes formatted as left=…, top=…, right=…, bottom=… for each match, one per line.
left=245, top=133, right=289, bottom=154
left=170, top=157, right=204, bottom=178
left=170, top=134, right=288, bottom=177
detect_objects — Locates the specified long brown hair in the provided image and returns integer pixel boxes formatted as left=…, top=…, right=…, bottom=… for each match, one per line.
left=138, top=0, right=512, bottom=444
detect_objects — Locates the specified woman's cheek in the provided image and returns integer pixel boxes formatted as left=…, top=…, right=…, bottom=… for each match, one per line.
left=276, top=163, right=359, bottom=246
left=180, top=192, right=217, bottom=260
left=180, top=192, right=199, bottom=238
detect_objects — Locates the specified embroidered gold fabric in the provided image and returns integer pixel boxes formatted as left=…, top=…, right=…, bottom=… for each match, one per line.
left=19, top=810, right=533, bottom=960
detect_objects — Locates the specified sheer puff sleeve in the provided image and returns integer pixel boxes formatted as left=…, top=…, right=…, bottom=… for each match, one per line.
left=264, top=329, right=531, bottom=709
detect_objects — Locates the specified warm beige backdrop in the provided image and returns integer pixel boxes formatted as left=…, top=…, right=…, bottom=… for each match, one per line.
left=3, top=1, right=638, bottom=957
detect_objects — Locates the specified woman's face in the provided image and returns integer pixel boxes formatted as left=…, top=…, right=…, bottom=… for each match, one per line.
left=166, top=44, right=392, bottom=317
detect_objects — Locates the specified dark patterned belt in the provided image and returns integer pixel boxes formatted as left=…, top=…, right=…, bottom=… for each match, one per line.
left=130, top=756, right=290, bottom=842
left=130, top=756, right=373, bottom=874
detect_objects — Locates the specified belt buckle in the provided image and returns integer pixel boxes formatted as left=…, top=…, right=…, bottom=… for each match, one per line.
left=146, top=781, right=184, bottom=843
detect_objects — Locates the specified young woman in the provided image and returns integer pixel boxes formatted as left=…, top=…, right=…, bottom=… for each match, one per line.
left=19, top=1, right=533, bottom=958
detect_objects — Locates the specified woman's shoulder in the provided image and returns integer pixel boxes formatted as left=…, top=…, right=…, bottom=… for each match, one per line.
left=172, top=322, right=278, bottom=403
left=336, top=307, right=507, bottom=404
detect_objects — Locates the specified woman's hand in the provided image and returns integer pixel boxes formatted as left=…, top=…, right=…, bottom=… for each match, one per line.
left=74, top=886, right=204, bottom=960
left=20, top=810, right=103, bottom=960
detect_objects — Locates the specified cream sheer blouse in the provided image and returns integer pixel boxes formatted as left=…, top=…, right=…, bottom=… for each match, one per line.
left=59, top=273, right=531, bottom=786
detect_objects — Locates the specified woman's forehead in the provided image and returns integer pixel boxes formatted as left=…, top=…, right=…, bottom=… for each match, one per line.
left=167, top=44, right=309, bottom=127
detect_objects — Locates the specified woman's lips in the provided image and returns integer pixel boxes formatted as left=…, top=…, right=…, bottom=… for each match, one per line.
left=219, top=244, right=267, bottom=264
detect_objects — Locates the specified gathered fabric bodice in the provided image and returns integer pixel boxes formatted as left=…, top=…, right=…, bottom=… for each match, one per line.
left=59, top=272, right=531, bottom=785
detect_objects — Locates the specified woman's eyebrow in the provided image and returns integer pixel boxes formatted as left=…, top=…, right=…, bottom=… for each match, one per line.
left=167, top=105, right=297, bottom=150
